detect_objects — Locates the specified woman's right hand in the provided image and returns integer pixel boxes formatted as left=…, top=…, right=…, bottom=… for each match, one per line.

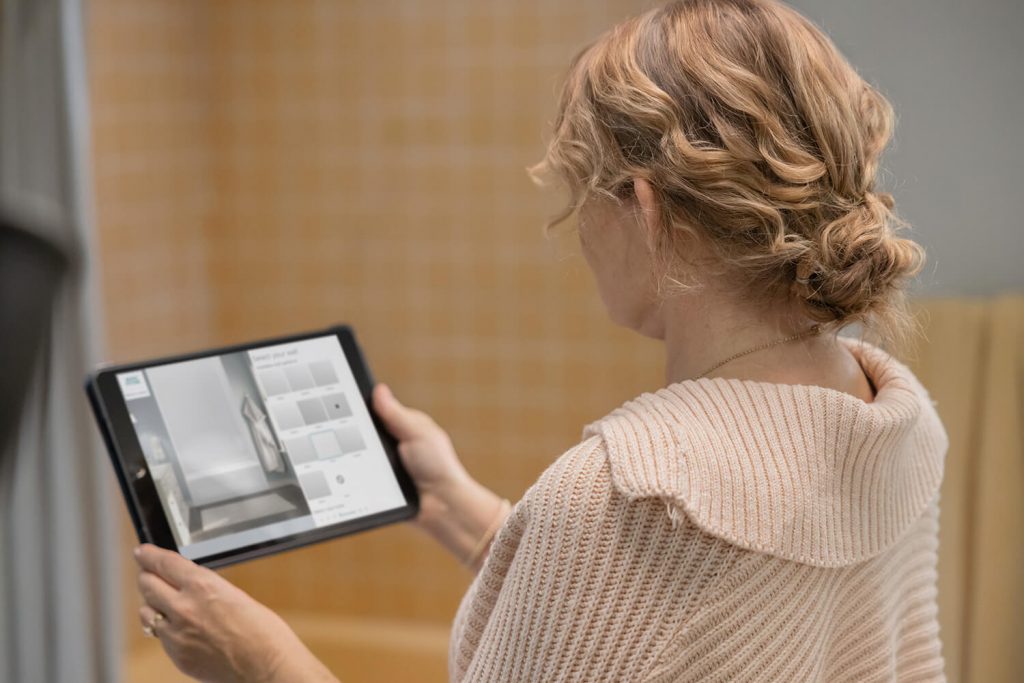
left=372, top=384, right=508, bottom=569
left=372, top=383, right=471, bottom=529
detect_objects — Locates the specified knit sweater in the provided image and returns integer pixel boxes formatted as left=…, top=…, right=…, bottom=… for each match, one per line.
left=448, top=338, right=948, bottom=682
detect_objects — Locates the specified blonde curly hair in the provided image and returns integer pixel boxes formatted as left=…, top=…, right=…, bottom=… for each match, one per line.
left=531, top=0, right=924, bottom=346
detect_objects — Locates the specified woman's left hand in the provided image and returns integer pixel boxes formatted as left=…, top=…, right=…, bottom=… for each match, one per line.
left=133, top=544, right=336, bottom=683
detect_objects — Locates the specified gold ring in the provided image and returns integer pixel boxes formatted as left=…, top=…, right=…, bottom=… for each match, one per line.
left=144, top=611, right=166, bottom=636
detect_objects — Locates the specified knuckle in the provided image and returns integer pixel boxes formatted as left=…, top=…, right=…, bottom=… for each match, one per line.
left=153, top=556, right=167, bottom=576
left=429, top=431, right=453, bottom=452
left=189, top=570, right=216, bottom=594
left=175, top=602, right=195, bottom=624
left=409, top=408, right=432, bottom=427
left=187, top=579, right=207, bottom=597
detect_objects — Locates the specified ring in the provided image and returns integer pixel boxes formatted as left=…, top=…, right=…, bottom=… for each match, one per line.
left=142, top=611, right=166, bottom=637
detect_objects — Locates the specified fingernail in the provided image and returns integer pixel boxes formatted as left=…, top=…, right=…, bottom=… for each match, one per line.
left=133, top=546, right=142, bottom=558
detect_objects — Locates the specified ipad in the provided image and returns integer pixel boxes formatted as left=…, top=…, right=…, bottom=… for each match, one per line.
left=85, top=325, right=418, bottom=568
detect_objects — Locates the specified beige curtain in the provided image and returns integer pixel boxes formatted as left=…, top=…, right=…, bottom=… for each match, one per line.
left=908, top=296, right=1024, bottom=683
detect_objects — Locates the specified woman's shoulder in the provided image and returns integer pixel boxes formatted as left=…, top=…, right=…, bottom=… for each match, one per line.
left=573, top=339, right=947, bottom=567
left=516, top=433, right=693, bottom=544
left=519, top=434, right=615, bottom=519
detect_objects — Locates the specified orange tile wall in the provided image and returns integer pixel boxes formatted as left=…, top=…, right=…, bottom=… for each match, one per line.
left=89, top=0, right=659, bottom=675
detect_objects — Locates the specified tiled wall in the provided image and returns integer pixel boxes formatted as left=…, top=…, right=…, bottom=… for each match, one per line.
left=89, top=0, right=220, bottom=657
left=90, top=0, right=217, bottom=359
left=89, top=0, right=661, bottom=647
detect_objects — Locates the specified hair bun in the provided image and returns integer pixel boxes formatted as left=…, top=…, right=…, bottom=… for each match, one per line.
left=791, top=191, right=924, bottom=325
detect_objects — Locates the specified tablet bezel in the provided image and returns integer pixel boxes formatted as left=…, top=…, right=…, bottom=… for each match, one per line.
left=85, top=324, right=419, bottom=569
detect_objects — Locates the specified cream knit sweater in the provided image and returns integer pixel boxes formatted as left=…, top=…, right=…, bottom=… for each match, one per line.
left=449, top=338, right=948, bottom=682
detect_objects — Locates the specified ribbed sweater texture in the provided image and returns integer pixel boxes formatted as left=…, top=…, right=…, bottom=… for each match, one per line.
left=449, top=338, right=948, bottom=682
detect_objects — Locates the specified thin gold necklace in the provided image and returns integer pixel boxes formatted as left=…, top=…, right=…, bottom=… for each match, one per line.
left=692, top=324, right=823, bottom=380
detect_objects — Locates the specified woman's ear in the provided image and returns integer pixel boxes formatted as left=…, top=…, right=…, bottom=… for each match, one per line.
left=631, top=177, right=662, bottom=251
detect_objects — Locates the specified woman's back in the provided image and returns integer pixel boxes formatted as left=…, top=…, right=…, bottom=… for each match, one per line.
left=450, top=338, right=947, bottom=682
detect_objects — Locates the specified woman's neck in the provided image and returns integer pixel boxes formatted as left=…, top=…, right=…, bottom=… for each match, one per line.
left=658, top=297, right=876, bottom=403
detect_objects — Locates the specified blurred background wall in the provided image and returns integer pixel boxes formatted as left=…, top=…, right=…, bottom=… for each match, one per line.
left=85, top=0, right=1022, bottom=681
left=788, top=0, right=1024, bottom=297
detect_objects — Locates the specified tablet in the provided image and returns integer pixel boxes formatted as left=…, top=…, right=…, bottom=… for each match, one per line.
left=85, top=325, right=418, bottom=568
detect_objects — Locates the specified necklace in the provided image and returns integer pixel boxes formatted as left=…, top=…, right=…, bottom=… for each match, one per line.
left=692, top=324, right=823, bottom=380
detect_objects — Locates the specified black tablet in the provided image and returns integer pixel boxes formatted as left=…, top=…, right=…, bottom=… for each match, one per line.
left=85, top=325, right=418, bottom=568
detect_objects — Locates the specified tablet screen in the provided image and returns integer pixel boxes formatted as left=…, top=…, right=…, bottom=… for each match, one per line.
left=114, top=334, right=407, bottom=560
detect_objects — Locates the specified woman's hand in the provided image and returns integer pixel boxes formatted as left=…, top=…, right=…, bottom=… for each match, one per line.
left=372, top=383, right=471, bottom=530
left=372, top=384, right=509, bottom=570
left=133, top=544, right=336, bottom=683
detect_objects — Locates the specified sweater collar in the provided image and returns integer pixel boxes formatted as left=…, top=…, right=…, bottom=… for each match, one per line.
left=582, top=338, right=947, bottom=567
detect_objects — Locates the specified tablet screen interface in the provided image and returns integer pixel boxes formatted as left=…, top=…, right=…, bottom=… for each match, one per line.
left=115, top=335, right=406, bottom=560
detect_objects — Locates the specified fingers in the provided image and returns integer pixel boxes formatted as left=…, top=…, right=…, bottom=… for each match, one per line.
left=139, top=603, right=167, bottom=638
left=134, top=543, right=201, bottom=589
left=139, top=603, right=160, bottom=628
left=137, top=570, right=181, bottom=621
left=373, top=384, right=426, bottom=441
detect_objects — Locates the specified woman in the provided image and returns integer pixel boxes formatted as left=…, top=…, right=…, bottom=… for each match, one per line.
left=134, top=0, right=948, bottom=680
